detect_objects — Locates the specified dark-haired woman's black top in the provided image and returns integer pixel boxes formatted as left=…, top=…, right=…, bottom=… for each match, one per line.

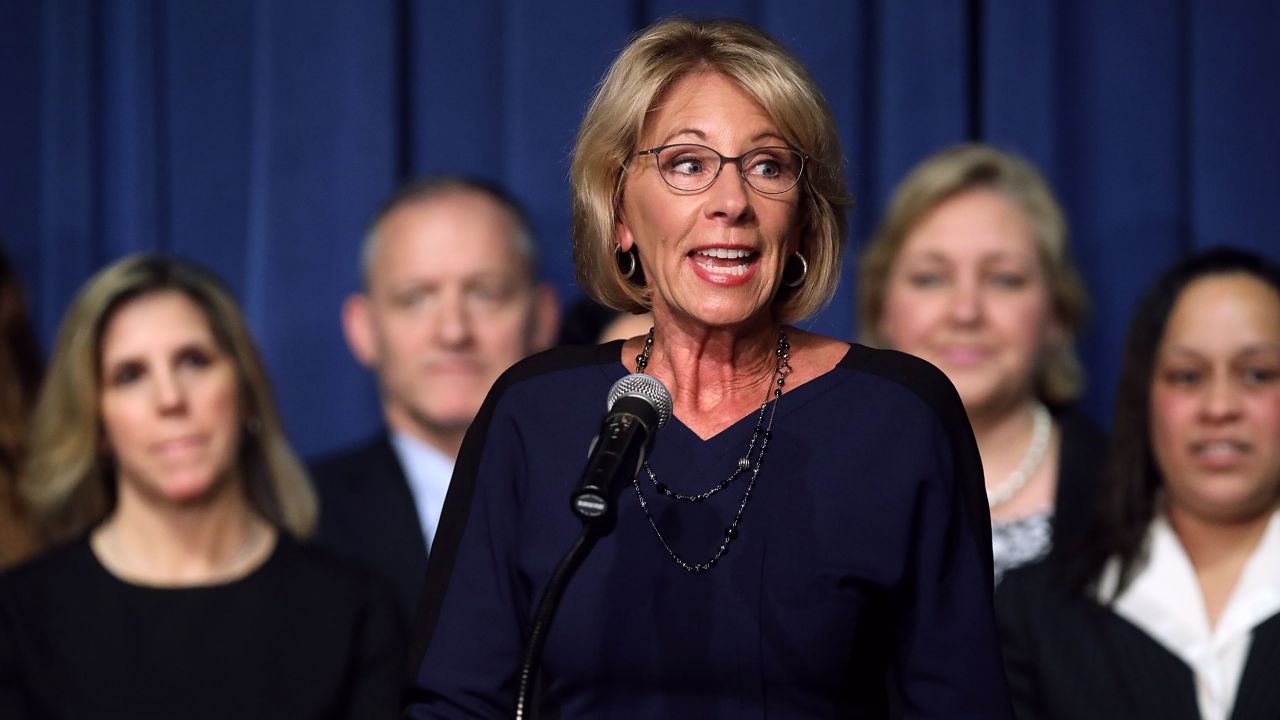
left=0, top=535, right=404, bottom=720
left=1047, top=406, right=1108, bottom=560
left=996, top=558, right=1280, bottom=720
left=409, top=341, right=1013, bottom=718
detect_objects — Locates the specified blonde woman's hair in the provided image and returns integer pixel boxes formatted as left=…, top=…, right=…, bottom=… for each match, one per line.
left=22, top=254, right=317, bottom=546
left=571, top=17, right=852, bottom=324
left=858, top=143, right=1090, bottom=404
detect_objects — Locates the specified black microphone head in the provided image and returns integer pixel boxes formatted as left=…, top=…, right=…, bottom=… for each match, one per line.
left=605, top=373, right=672, bottom=431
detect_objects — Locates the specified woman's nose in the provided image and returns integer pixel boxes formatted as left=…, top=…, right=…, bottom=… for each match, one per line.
left=153, top=372, right=186, bottom=414
left=948, top=279, right=984, bottom=326
left=703, top=161, right=754, bottom=223
left=1198, top=374, right=1244, bottom=423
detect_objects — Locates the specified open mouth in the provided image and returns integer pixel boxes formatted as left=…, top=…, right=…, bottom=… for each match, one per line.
left=689, top=247, right=759, bottom=278
left=1191, top=439, right=1251, bottom=467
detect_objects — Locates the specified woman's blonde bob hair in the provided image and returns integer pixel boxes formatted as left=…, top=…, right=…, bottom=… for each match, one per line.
left=21, top=254, right=317, bottom=546
left=858, top=143, right=1090, bottom=405
left=571, top=18, right=852, bottom=324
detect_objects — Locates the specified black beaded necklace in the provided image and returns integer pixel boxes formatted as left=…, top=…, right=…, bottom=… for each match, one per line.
left=630, top=327, right=791, bottom=574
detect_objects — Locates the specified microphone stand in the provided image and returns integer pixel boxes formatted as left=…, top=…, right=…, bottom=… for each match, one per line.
left=513, top=523, right=606, bottom=720
left=514, top=389, right=663, bottom=719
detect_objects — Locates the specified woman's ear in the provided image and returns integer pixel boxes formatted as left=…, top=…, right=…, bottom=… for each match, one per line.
left=789, top=227, right=804, bottom=256
left=614, top=212, right=634, bottom=253
left=1044, top=309, right=1068, bottom=349
left=788, top=197, right=810, bottom=256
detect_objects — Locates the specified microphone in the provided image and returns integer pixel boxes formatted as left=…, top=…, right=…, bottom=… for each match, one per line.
left=570, top=374, right=673, bottom=530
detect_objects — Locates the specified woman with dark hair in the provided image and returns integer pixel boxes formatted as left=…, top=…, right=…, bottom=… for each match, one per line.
left=410, top=17, right=1011, bottom=718
left=997, top=247, right=1280, bottom=720
left=0, top=255, right=403, bottom=719
left=0, top=243, right=42, bottom=568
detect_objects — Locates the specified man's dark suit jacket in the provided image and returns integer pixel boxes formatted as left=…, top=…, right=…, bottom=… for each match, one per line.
left=310, top=434, right=429, bottom=630
left=997, top=557, right=1280, bottom=720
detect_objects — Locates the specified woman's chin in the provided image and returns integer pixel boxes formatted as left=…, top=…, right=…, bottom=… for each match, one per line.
left=674, top=305, right=772, bottom=332
left=1169, top=479, right=1280, bottom=526
left=164, top=478, right=224, bottom=506
left=659, top=287, right=776, bottom=331
left=125, top=469, right=230, bottom=508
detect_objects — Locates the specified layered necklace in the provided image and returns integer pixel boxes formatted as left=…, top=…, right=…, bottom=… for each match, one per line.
left=630, top=327, right=791, bottom=574
left=986, top=402, right=1052, bottom=508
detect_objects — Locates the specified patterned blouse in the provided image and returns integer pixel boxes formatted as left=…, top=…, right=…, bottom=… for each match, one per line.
left=992, top=509, right=1054, bottom=584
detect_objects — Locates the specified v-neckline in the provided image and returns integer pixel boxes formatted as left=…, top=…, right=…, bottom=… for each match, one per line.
left=610, top=342, right=855, bottom=445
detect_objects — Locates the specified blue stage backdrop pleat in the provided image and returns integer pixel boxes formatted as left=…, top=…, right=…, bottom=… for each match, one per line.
left=412, top=0, right=507, bottom=180
left=99, top=2, right=161, bottom=262
left=36, top=0, right=101, bottom=341
left=1189, top=0, right=1280, bottom=257
left=1052, top=0, right=1187, bottom=422
left=165, top=0, right=254, bottom=293
left=874, top=0, right=972, bottom=209
left=0, top=0, right=44, bottom=324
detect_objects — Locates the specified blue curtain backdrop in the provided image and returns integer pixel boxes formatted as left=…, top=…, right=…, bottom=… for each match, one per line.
left=1, top=1, right=1277, bottom=458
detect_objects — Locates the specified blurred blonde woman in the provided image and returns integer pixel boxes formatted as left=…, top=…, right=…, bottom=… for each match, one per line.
left=0, top=255, right=402, bottom=720
left=861, top=144, right=1106, bottom=581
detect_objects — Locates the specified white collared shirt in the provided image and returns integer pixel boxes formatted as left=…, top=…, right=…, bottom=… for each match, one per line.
left=389, top=431, right=455, bottom=551
left=1100, top=510, right=1280, bottom=720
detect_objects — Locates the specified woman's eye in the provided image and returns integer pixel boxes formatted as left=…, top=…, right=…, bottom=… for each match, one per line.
left=1241, top=365, right=1280, bottom=386
left=1163, top=368, right=1202, bottom=387
left=748, top=158, right=781, bottom=177
left=177, top=348, right=214, bottom=369
left=668, top=156, right=706, bottom=176
left=989, top=273, right=1029, bottom=289
left=110, top=362, right=145, bottom=387
left=907, top=273, right=945, bottom=289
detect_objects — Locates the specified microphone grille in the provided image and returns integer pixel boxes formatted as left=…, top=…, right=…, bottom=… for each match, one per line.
left=606, top=373, right=673, bottom=430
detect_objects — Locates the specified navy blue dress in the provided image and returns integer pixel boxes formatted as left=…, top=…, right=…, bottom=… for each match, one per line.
left=409, top=341, right=1012, bottom=719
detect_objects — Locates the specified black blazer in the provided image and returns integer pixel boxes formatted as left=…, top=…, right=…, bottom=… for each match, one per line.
left=1047, top=406, right=1108, bottom=562
left=310, top=433, right=429, bottom=630
left=997, top=558, right=1280, bottom=720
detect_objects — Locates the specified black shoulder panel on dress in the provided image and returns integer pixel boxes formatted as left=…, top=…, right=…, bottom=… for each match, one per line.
left=839, top=343, right=994, bottom=585
left=404, top=341, right=624, bottom=694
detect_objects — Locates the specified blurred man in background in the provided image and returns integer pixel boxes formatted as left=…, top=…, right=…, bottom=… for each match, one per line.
left=311, top=178, right=558, bottom=626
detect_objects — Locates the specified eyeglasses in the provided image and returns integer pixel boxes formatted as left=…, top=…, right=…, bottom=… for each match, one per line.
left=635, top=143, right=807, bottom=194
